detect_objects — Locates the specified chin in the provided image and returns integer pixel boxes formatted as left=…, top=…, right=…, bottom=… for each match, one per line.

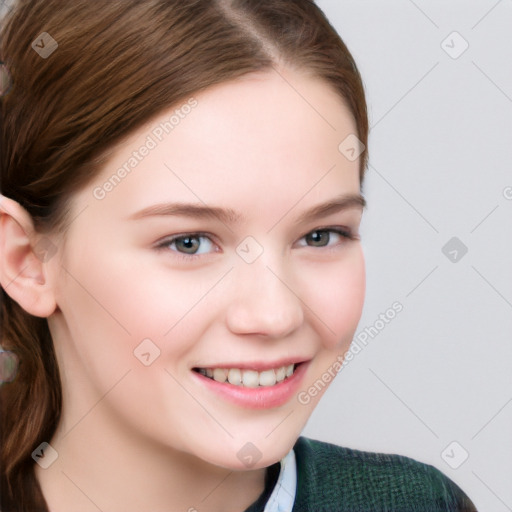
left=194, top=428, right=303, bottom=471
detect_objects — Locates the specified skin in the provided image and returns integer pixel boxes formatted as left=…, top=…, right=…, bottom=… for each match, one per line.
left=0, top=67, right=365, bottom=512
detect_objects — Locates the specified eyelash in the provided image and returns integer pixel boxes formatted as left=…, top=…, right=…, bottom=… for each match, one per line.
left=155, top=227, right=359, bottom=261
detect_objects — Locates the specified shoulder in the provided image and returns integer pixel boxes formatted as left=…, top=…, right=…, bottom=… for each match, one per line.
left=292, top=437, right=477, bottom=512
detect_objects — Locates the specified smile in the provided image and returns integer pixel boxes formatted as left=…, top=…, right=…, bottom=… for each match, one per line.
left=191, top=361, right=308, bottom=409
left=194, top=364, right=296, bottom=387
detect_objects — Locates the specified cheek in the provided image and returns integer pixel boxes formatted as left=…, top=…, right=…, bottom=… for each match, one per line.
left=301, top=246, right=365, bottom=349
left=56, top=246, right=167, bottom=375
left=58, top=243, right=222, bottom=372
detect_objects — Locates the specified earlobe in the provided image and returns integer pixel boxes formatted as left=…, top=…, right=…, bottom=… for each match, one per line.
left=0, top=195, right=58, bottom=318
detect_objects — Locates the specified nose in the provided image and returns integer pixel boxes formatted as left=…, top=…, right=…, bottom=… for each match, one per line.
left=225, top=261, right=304, bottom=339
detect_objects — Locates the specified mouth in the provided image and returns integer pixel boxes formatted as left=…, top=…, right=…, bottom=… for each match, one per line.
left=191, top=360, right=309, bottom=409
left=192, top=363, right=299, bottom=388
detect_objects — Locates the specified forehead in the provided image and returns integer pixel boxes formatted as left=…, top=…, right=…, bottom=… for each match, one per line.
left=76, top=68, right=361, bottom=223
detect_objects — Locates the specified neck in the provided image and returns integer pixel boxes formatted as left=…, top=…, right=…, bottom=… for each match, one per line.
left=36, top=412, right=266, bottom=512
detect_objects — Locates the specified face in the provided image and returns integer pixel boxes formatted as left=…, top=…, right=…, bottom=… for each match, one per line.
left=47, top=68, right=365, bottom=470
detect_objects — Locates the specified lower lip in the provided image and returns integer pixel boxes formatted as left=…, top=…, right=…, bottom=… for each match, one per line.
left=192, top=362, right=309, bottom=410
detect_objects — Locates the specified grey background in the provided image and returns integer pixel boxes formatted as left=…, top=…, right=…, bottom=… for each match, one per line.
left=304, top=1, right=512, bottom=511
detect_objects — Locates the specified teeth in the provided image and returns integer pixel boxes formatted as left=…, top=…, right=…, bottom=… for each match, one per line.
left=197, top=364, right=296, bottom=387
left=213, top=368, right=228, bottom=383
left=227, top=368, right=242, bottom=385
left=242, top=370, right=260, bottom=388
left=259, top=369, right=276, bottom=387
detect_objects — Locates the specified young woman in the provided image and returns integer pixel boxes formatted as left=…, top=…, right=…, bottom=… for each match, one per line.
left=0, top=1, right=477, bottom=510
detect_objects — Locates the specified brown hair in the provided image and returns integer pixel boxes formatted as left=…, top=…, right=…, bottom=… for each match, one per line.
left=0, top=0, right=368, bottom=508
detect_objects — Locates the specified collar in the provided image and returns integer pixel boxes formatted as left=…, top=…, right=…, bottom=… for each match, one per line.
left=263, top=448, right=297, bottom=512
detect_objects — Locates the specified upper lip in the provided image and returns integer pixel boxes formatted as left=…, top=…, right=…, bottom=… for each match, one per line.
left=193, top=357, right=311, bottom=372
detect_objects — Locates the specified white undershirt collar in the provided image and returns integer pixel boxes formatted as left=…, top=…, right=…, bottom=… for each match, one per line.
left=263, top=448, right=297, bottom=512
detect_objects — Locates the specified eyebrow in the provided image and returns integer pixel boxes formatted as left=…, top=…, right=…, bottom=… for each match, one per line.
left=294, top=194, right=366, bottom=224
left=129, top=194, right=366, bottom=225
left=129, top=202, right=243, bottom=224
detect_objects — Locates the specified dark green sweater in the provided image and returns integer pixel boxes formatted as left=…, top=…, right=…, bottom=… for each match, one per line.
left=246, top=437, right=477, bottom=511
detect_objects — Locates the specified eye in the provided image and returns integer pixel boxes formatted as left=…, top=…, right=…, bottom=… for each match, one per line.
left=305, top=230, right=332, bottom=247
left=298, top=228, right=355, bottom=248
left=157, top=233, right=216, bottom=256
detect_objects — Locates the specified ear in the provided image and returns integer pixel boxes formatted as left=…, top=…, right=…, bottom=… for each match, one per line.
left=0, top=195, right=58, bottom=317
